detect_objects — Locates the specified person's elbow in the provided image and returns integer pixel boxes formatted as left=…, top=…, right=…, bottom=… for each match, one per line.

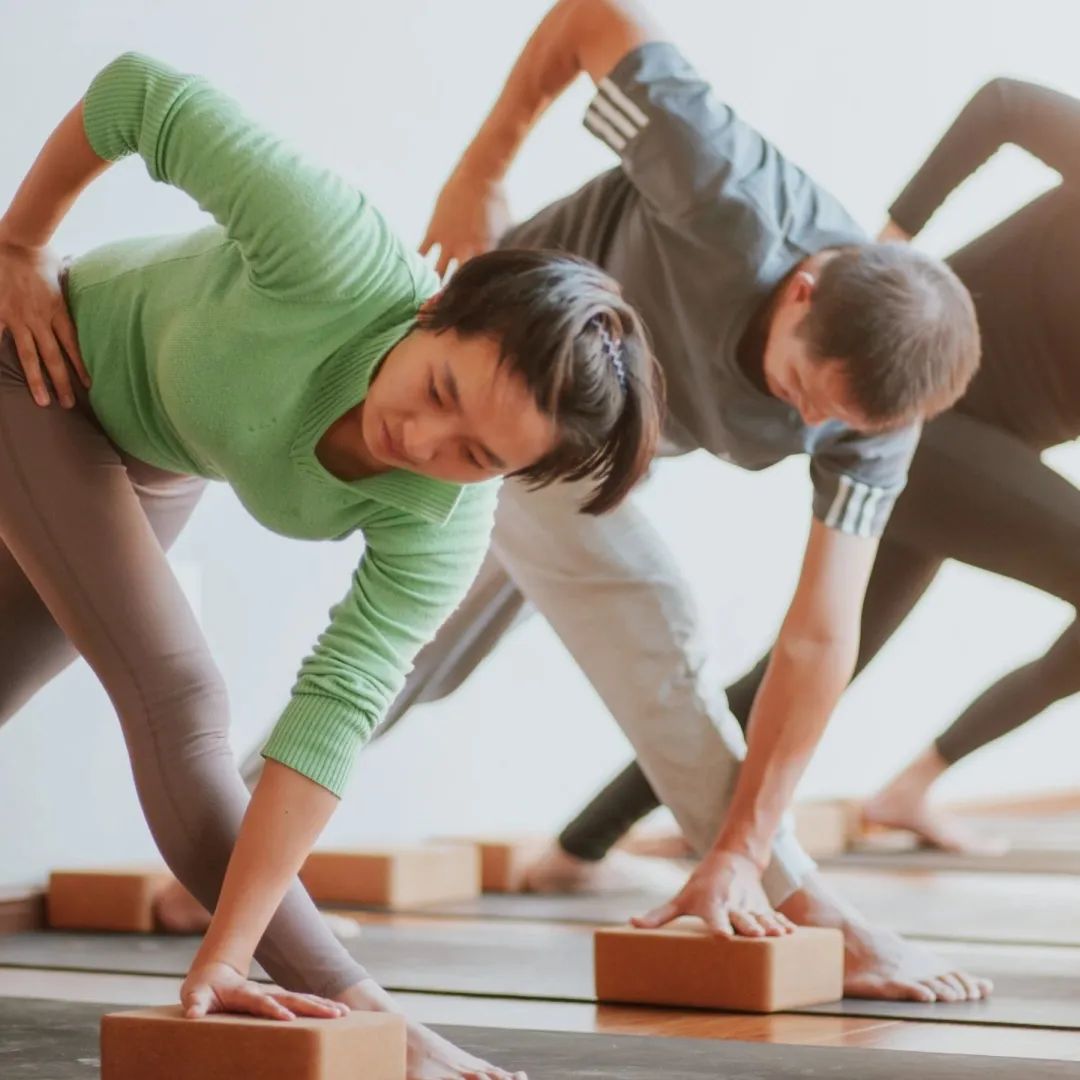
left=570, top=0, right=663, bottom=85
left=970, top=76, right=1021, bottom=132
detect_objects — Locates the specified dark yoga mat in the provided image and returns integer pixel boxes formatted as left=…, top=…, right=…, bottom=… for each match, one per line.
left=830, top=869, right=1080, bottom=948
left=823, top=816, right=1080, bottom=875
left=3, top=925, right=1080, bottom=1030
left=822, top=848, right=1080, bottom=875
left=334, top=867, right=1080, bottom=948
left=3, top=996, right=1079, bottom=1080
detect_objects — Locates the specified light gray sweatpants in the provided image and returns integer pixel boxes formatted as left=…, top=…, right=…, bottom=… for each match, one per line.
left=243, top=474, right=817, bottom=904
left=0, top=334, right=367, bottom=996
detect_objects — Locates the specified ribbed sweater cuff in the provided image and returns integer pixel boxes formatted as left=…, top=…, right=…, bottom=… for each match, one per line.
left=261, top=694, right=368, bottom=797
left=83, top=52, right=193, bottom=172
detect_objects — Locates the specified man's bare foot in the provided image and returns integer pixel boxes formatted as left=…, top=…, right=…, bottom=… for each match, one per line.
left=403, top=1022, right=526, bottom=1080
left=864, top=746, right=1008, bottom=856
left=154, top=878, right=212, bottom=935
left=780, top=872, right=993, bottom=1003
left=338, top=979, right=526, bottom=1080
left=862, top=796, right=1009, bottom=856
left=522, top=843, right=686, bottom=895
left=619, top=829, right=695, bottom=859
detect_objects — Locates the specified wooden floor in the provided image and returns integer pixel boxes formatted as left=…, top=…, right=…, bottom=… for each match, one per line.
left=4, top=791, right=1080, bottom=1067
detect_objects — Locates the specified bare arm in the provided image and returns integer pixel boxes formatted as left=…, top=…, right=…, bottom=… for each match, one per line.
left=0, top=102, right=110, bottom=248
left=715, top=521, right=877, bottom=867
left=182, top=761, right=348, bottom=1019
left=637, top=520, right=877, bottom=935
left=422, top=0, right=663, bottom=272
left=0, top=101, right=104, bottom=404
left=456, top=0, right=660, bottom=178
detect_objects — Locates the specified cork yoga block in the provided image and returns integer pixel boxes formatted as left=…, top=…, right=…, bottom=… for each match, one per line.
left=301, top=845, right=481, bottom=907
left=594, top=922, right=844, bottom=1012
left=792, top=800, right=860, bottom=858
left=475, top=837, right=550, bottom=893
left=48, top=868, right=172, bottom=933
left=100, top=1006, right=405, bottom=1080
left=442, top=837, right=549, bottom=893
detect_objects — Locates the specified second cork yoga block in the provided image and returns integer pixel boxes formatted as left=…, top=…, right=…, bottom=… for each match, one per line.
left=301, top=845, right=481, bottom=907
left=474, top=837, right=549, bottom=892
left=443, top=837, right=549, bottom=892
left=594, top=922, right=844, bottom=1012
left=48, top=868, right=172, bottom=932
left=101, top=1006, right=405, bottom=1080
left=792, top=800, right=860, bottom=858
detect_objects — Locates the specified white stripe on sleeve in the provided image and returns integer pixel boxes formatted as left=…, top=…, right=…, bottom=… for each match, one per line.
left=857, top=486, right=886, bottom=538
left=591, top=92, right=640, bottom=140
left=824, top=474, right=853, bottom=530
left=841, top=480, right=871, bottom=535
left=584, top=106, right=628, bottom=151
left=599, top=77, right=650, bottom=129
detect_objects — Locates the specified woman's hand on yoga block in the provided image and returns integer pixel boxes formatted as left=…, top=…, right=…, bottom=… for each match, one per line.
left=180, top=959, right=351, bottom=1023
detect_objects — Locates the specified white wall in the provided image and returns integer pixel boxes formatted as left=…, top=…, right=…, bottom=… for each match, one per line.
left=2, top=0, right=1078, bottom=884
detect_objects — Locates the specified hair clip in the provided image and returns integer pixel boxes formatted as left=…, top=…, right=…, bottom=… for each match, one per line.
left=595, top=320, right=628, bottom=391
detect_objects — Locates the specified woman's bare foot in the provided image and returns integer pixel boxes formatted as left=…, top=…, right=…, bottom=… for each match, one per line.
left=522, top=843, right=686, bottom=895
left=864, top=746, right=1008, bottom=856
left=154, top=877, right=212, bottom=935
left=338, top=979, right=526, bottom=1080
left=780, top=872, right=993, bottom=1003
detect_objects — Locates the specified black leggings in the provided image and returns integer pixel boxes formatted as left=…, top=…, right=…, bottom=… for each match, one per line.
left=559, top=410, right=1080, bottom=861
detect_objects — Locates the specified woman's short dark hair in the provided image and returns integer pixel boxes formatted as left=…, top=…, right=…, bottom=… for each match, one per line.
left=420, top=248, right=664, bottom=514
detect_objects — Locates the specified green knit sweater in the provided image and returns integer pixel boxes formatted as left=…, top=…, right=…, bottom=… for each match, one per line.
left=69, top=53, right=498, bottom=796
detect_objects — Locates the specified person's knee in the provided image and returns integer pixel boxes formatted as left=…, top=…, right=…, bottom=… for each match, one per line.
left=1046, top=619, right=1080, bottom=691
left=140, top=651, right=229, bottom=723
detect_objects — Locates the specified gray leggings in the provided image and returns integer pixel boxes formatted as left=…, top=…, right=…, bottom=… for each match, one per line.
left=0, top=334, right=366, bottom=997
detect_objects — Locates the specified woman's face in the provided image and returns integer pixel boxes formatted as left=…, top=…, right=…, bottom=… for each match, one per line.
left=360, top=326, right=560, bottom=484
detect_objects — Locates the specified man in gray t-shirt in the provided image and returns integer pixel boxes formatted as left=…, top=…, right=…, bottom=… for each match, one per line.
left=232, top=0, right=987, bottom=1004
left=508, top=40, right=918, bottom=537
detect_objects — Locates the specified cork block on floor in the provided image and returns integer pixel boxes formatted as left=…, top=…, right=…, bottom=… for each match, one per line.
left=101, top=1006, right=405, bottom=1080
left=48, top=868, right=172, bottom=933
left=301, top=845, right=481, bottom=907
left=792, top=800, right=860, bottom=858
left=443, top=837, right=549, bottom=892
left=594, top=921, right=844, bottom=1012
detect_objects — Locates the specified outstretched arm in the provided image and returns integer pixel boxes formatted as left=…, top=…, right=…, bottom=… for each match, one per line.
left=715, top=523, right=878, bottom=867
left=636, top=521, right=877, bottom=934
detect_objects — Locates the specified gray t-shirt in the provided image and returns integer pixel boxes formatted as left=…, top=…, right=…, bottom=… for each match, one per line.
left=503, top=42, right=917, bottom=537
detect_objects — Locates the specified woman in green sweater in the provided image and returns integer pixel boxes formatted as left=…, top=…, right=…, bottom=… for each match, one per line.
left=0, top=53, right=659, bottom=1079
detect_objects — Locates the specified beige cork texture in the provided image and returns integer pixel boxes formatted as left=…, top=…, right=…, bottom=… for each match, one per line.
left=792, top=800, right=861, bottom=858
left=594, top=921, right=844, bottom=1012
left=441, top=837, right=549, bottom=893
left=301, top=845, right=481, bottom=907
left=100, top=1006, right=406, bottom=1080
left=48, top=868, right=172, bottom=933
